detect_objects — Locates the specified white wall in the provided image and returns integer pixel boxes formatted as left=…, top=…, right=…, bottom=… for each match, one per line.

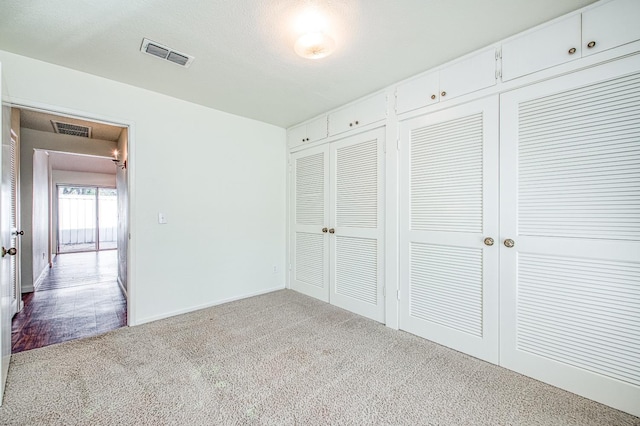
left=19, top=129, right=117, bottom=292
left=31, top=150, right=49, bottom=287
left=0, top=50, right=287, bottom=325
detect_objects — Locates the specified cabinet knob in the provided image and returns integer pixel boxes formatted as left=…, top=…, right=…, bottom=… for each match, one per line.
left=306, top=138, right=309, bottom=141
left=441, top=91, right=446, bottom=97
left=568, top=47, right=576, bottom=55
left=504, top=239, right=515, bottom=248
left=587, top=41, right=596, bottom=49
left=430, top=94, right=436, bottom=100
left=355, top=120, right=359, bottom=125
left=349, top=123, right=353, bottom=127
left=301, top=138, right=305, bottom=142
left=483, top=237, right=494, bottom=246
left=329, top=228, right=335, bottom=234
left=322, top=227, right=328, bottom=233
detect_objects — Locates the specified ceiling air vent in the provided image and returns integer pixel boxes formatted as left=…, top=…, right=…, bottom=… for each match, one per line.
left=51, top=121, right=92, bottom=138
left=140, top=38, right=194, bottom=68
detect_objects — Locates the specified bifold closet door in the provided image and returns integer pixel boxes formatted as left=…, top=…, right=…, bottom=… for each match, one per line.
left=399, top=96, right=499, bottom=363
left=500, top=55, right=640, bottom=417
left=290, top=145, right=330, bottom=301
left=329, top=128, right=385, bottom=322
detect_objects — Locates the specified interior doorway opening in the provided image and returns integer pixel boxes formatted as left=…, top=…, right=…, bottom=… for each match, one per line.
left=57, top=185, right=117, bottom=253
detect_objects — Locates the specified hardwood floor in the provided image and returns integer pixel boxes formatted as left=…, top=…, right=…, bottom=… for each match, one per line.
left=11, top=251, right=126, bottom=353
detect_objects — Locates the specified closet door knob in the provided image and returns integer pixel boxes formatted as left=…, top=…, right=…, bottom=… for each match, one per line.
left=355, top=120, right=359, bottom=125
left=322, top=227, right=328, bottom=233
left=587, top=41, right=596, bottom=49
left=441, top=91, right=446, bottom=97
left=349, top=122, right=353, bottom=127
left=329, top=228, right=335, bottom=234
left=504, top=239, right=515, bottom=248
left=568, top=47, right=576, bottom=55
left=483, top=237, right=494, bottom=246
left=431, top=94, right=436, bottom=100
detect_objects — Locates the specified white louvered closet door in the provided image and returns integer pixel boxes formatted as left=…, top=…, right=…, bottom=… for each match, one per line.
left=329, top=128, right=385, bottom=322
left=500, top=54, right=640, bottom=417
left=291, top=145, right=330, bottom=302
left=399, top=96, right=499, bottom=363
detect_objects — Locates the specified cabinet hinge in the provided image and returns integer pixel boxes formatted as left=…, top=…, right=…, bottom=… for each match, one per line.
left=495, top=69, right=502, bottom=79
left=396, top=290, right=400, bottom=300
left=495, top=48, right=502, bottom=60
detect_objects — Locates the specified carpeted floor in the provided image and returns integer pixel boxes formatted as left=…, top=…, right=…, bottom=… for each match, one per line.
left=0, top=289, right=637, bottom=425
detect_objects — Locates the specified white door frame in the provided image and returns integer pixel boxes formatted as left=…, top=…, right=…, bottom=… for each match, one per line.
left=2, top=97, right=136, bottom=327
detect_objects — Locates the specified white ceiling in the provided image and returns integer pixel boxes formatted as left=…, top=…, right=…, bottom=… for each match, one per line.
left=0, top=0, right=597, bottom=128
left=48, top=151, right=116, bottom=175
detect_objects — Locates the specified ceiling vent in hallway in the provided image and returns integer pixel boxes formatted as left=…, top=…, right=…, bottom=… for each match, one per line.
left=140, top=38, right=195, bottom=68
left=51, top=120, right=92, bottom=138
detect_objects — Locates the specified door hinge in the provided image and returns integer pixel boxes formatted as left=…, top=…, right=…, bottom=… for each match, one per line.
left=396, top=290, right=400, bottom=300
left=495, top=48, right=502, bottom=60
left=495, top=69, right=502, bottom=79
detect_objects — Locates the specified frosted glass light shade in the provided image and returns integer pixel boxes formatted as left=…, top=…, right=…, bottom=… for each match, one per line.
left=294, top=32, right=335, bottom=59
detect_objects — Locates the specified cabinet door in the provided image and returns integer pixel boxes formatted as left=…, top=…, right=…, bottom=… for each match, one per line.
left=399, top=96, right=500, bottom=363
left=287, top=124, right=307, bottom=149
left=500, top=55, right=640, bottom=417
left=329, top=128, right=385, bottom=322
left=439, top=49, right=496, bottom=101
left=582, top=0, right=640, bottom=57
left=306, top=116, right=328, bottom=144
left=290, top=145, right=330, bottom=301
left=396, top=71, right=440, bottom=114
left=328, top=93, right=387, bottom=136
left=502, top=14, right=581, bottom=81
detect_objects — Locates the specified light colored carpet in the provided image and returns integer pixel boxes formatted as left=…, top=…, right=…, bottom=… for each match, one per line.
left=0, top=289, right=637, bottom=425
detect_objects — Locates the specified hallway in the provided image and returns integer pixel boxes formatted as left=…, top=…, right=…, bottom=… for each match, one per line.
left=11, top=251, right=127, bottom=353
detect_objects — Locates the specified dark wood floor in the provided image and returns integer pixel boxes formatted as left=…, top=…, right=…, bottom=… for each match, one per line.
left=11, top=251, right=126, bottom=353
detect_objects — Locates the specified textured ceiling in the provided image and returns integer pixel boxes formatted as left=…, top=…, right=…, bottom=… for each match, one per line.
left=21, top=109, right=124, bottom=142
left=0, top=0, right=597, bottom=127
left=48, top=151, right=116, bottom=175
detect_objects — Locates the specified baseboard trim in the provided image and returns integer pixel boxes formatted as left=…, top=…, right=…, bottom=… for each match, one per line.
left=32, top=266, right=48, bottom=291
left=117, top=276, right=127, bottom=299
left=134, top=285, right=286, bottom=326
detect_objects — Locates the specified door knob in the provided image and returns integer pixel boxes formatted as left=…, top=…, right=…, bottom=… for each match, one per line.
left=483, top=237, right=494, bottom=246
left=12, top=230, right=24, bottom=236
left=1, top=247, right=17, bottom=258
left=504, top=239, right=515, bottom=248
left=322, top=227, right=328, bottom=233
left=329, top=228, right=335, bottom=234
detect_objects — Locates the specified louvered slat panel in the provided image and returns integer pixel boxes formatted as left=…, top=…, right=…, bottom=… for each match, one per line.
left=518, top=73, right=640, bottom=240
left=10, top=136, right=16, bottom=302
left=517, top=253, right=640, bottom=387
left=336, top=139, right=377, bottom=228
left=335, top=236, right=377, bottom=305
left=295, top=232, right=324, bottom=288
left=295, top=153, right=324, bottom=225
left=411, top=114, right=483, bottom=233
left=409, top=243, right=483, bottom=337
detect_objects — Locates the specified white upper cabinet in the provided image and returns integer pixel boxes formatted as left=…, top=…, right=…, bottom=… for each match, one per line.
left=582, top=0, right=640, bottom=56
left=328, top=92, right=387, bottom=136
left=287, top=115, right=328, bottom=148
left=395, top=49, right=496, bottom=115
left=502, top=15, right=582, bottom=81
left=396, top=71, right=440, bottom=114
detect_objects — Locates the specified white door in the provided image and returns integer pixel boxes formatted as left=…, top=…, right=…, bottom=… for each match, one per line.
left=9, top=125, right=20, bottom=316
left=290, top=145, right=330, bottom=301
left=399, top=96, right=499, bottom=363
left=0, top=63, right=12, bottom=405
left=500, top=54, right=640, bottom=417
left=329, top=128, right=385, bottom=322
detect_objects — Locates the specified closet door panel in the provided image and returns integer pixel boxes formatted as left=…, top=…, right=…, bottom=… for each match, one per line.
left=290, top=145, right=330, bottom=301
left=400, top=96, right=499, bottom=363
left=500, top=54, right=640, bottom=417
left=329, top=128, right=385, bottom=322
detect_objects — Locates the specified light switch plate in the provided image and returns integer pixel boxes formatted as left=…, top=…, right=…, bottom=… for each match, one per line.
left=158, top=212, right=167, bottom=224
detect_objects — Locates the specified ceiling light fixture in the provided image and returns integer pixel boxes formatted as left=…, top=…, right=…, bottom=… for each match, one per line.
left=294, top=32, right=335, bottom=59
